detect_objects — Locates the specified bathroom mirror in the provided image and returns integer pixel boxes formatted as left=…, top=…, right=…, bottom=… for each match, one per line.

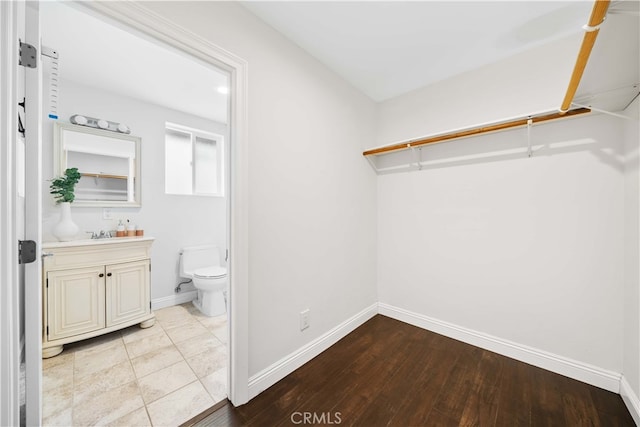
left=53, top=122, right=141, bottom=207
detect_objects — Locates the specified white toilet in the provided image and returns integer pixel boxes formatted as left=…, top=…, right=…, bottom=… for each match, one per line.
left=179, top=245, right=227, bottom=317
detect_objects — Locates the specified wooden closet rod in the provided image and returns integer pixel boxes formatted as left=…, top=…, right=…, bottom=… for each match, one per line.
left=81, top=172, right=127, bottom=180
left=362, top=108, right=591, bottom=157
left=559, top=0, right=610, bottom=113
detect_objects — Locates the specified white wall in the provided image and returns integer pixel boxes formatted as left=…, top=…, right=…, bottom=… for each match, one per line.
left=141, top=1, right=378, bottom=377
left=378, top=113, right=625, bottom=373
left=623, top=97, right=640, bottom=399
left=41, top=79, right=228, bottom=301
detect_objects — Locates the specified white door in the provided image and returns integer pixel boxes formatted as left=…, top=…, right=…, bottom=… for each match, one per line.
left=0, top=1, right=40, bottom=425
left=0, top=2, right=23, bottom=425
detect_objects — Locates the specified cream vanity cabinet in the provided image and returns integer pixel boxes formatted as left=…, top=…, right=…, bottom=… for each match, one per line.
left=42, top=237, right=155, bottom=358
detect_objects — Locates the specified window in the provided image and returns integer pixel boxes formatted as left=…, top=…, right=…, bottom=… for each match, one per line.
left=165, top=123, right=224, bottom=196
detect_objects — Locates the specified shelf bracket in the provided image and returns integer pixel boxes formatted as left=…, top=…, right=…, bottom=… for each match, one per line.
left=571, top=102, right=638, bottom=121
left=526, top=117, right=533, bottom=158
left=409, top=145, right=422, bottom=170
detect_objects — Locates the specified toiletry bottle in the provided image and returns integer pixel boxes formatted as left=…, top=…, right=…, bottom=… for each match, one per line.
left=116, top=220, right=125, bottom=237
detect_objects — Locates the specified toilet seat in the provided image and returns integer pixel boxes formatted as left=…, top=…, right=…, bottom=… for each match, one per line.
left=193, top=266, right=227, bottom=279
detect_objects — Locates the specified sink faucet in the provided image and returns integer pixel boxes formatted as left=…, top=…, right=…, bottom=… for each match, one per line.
left=87, top=230, right=112, bottom=239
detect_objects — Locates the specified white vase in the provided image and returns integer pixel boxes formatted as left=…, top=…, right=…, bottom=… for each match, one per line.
left=52, top=202, right=79, bottom=242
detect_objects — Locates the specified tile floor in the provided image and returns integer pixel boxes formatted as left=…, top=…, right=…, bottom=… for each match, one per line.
left=42, top=303, right=227, bottom=426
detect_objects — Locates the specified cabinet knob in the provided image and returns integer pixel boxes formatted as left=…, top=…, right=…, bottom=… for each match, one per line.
left=107, top=273, right=112, bottom=277
left=99, top=273, right=104, bottom=277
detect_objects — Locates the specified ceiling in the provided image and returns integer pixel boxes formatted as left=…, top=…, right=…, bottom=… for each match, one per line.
left=241, top=1, right=599, bottom=101
left=40, top=1, right=229, bottom=124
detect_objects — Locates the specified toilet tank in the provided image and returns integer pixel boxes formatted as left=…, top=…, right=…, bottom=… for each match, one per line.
left=179, top=245, right=221, bottom=278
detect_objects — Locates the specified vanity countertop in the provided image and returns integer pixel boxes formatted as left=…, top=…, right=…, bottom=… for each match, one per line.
left=42, top=236, right=155, bottom=249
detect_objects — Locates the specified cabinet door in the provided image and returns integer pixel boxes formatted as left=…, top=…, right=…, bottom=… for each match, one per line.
left=47, top=266, right=106, bottom=341
left=106, top=260, right=150, bottom=327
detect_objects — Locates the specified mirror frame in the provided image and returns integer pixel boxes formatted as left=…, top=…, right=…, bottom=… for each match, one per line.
left=53, top=122, right=142, bottom=207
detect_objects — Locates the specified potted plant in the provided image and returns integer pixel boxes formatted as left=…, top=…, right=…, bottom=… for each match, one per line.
left=50, top=167, right=81, bottom=241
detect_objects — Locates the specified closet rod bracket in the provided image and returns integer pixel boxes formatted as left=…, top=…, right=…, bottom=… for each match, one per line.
left=582, top=16, right=606, bottom=32
left=410, top=146, right=422, bottom=170
left=526, top=117, right=533, bottom=158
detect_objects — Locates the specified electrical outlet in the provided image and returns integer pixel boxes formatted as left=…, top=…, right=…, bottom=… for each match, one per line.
left=102, top=208, right=113, bottom=220
left=300, top=309, right=310, bottom=331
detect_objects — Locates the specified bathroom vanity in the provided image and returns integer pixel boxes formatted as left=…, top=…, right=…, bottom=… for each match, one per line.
left=41, top=237, right=155, bottom=358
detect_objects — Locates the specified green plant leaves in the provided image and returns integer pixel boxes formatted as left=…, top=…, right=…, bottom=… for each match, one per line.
left=50, top=167, right=81, bottom=203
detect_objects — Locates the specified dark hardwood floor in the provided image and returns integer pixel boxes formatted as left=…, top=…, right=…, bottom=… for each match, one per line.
left=184, top=315, right=635, bottom=426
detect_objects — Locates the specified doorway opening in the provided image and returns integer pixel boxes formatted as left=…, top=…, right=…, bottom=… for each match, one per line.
left=26, top=1, right=249, bottom=424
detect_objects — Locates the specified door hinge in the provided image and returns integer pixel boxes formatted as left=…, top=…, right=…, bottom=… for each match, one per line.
left=19, top=41, right=37, bottom=68
left=46, top=326, right=49, bottom=336
left=46, top=278, right=48, bottom=288
left=18, top=240, right=37, bottom=264
left=149, top=263, right=151, bottom=272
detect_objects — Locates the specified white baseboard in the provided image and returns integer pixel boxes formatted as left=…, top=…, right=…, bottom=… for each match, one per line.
left=621, top=376, right=640, bottom=426
left=248, top=303, right=378, bottom=400
left=152, top=291, right=197, bottom=310
left=378, top=303, right=621, bottom=393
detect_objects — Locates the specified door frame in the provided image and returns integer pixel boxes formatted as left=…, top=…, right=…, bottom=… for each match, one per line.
left=0, top=1, right=21, bottom=425
left=63, top=1, right=251, bottom=406
left=23, top=1, right=251, bottom=420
